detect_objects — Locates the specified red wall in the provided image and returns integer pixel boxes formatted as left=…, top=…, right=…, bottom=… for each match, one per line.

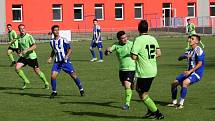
left=6, top=0, right=204, bottom=33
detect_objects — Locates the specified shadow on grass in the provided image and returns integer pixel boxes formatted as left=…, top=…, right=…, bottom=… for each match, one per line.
left=4, top=91, right=49, bottom=98
left=206, top=108, right=215, bottom=110
left=132, top=99, right=170, bottom=106
left=60, top=101, right=121, bottom=109
left=0, top=86, right=21, bottom=90
left=63, top=111, right=141, bottom=119
left=71, top=59, right=90, bottom=62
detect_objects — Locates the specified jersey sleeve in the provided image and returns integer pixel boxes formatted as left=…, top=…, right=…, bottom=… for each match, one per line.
left=97, top=26, right=101, bottom=33
left=195, top=47, right=204, bottom=61
left=29, top=35, right=36, bottom=45
left=154, top=38, right=160, bottom=49
left=131, top=39, right=141, bottom=55
left=110, top=43, right=117, bottom=52
left=63, top=38, right=71, bottom=49
left=12, top=31, right=17, bottom=39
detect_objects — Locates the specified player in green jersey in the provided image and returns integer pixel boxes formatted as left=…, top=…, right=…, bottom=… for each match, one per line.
left=7, top=24, right=19, bottom=67
left=186, top=19, right=204, bottom=49
left=131, top=20, right=164, bottom=120
left=15, top=24, right=49, bottom=89
left=105, top=31, right=135, bottom=110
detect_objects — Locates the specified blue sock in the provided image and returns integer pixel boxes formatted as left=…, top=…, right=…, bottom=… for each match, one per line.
left=51, top=79, right=57, bottom=92
left=74, top=77, right=83, bottom=90
left=181, top=87, right=188, bottom=99
left=171, top=87, right=177, bottom=99
left=90, top=50, right=96, bottom=58
left=99, top=50, right=103, bottom=60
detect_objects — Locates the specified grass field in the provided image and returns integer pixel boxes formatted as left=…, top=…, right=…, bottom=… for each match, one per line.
left=0, top=36, right=215, bottom=121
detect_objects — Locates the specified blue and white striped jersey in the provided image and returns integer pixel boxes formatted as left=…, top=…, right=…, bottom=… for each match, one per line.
left=50, top=37, right=71, bottom=62
left=186, top=46, right=205, bottom=78
left=92, top=25, right=102, bottom=43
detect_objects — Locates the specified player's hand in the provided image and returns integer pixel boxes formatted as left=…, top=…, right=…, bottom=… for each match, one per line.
left=95, top=40, right=99, bottom=44
left=8, top=42, right=12, bottom=45
left=184, top=70, right=192, bottom=76
left=47, top=57, right=52, bottom=64
left=64, top=56, right=69, bottom=63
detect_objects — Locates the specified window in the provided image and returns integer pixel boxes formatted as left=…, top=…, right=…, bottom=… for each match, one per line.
left=95, top=4, right=104, bottom=20
left=52, top=4, right=62, bottom=21
left=210, top=2, right=215, bottom=17
left=187, top=3, right=195, bottom=17
left=115, top=3, right=124, bottom=20
left=134, top=3, right=143, bottom=19
left=12, top=5, right=23, bottom=22
left=74, top=4, right=83, bottom=21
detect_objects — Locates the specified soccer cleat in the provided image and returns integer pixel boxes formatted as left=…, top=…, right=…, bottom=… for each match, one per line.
left=22, top=82, right=30, bottom=90
left=44, top=84, right=50, bottom=89
left=50, top=92, right=57, bottom=99
left=10, top=61, right=16, bottom=67
left=153, top=112, right=164, bottom=120
left=80, top=90, right=85, bottom=96
left=90, top=58, right=97, bottom=62
left=143, top=110, right=155, bottom=119
left=167, top=103, right=177, bottom=107
left=96, top=60, right=104, bottom=63
left=122, top=104, right=130, bottom=110
left=176, top=104, right=184, bottom=109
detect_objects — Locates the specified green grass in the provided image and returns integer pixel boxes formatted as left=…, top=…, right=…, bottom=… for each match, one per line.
left=0, top=36, right=215, bottom=121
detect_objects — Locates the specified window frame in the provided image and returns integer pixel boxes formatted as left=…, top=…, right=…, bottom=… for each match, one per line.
left=210, top=2, right=215, bottom=17
left=187, top=3, right=196, bottom=18
left=134, top=3, right=143, bottom=19
left=115, top=3, right=124, bottom=20
left=94, top=4, right=104, bottom=20
left=12, top=5, right=23, bottom=22
left=52, top=4, right=63, bottom=22
left=74, top=4, right=84, bottom=21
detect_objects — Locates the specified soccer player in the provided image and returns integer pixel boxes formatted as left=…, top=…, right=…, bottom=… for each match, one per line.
left=89, top=19, right=103, bottom=62
left=48, top=25, right=85, bottom=98
left=105, top=31, right=135, bottom=110
left=186, top=19, right=204, bottom=49
left=15, top=24, right=49, bottom=89
left=168, top=34, right=205, bottom=109
left=7, top=24, right=19, bottom=66
left=131, top=20, right=164, bottom=120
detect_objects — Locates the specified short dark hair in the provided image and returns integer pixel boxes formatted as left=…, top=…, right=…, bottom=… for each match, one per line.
left=192, top=34, right=201, bottom=41
left=138, top=20, right=148, bottom=33
left=93, top=19, right=98, bottom=22
left=18, top=24, right=25, bottom=29
left=188, top=35, right=192, bottom=39
left=117, top=31, right=126, bottom=39
left=187, top=18, right=190, bottom=21
left=51, top=25, right=59, bottom=32
left=7, top=24, right=12, bottom=27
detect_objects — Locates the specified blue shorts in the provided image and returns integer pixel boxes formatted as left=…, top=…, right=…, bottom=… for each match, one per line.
left=51, top=61, right=75, bottom=74
left=90, top=41, right=103, bottom=49
left=176, top=73, right=201, bottom=85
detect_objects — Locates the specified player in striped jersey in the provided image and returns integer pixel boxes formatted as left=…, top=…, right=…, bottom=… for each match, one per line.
left=168, top=34, right=205, bottom=109
left=48, top=25, right=85, bottom=98
left=89, top=19, right=103, bottom=62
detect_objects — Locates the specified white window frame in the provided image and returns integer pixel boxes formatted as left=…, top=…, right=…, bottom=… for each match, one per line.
left=74, top=4, right=84, bottom=21
left=95, top=4, right=104, bottom=20
left=12, top=5, right=23, bottom=22
left=134, top=3, right=143, bottom=19
left=52, top=4, right=62, bottom=21
left=210, top=3, right=215, bottom=17
left=115, top=3, right=124, bottom=20
left=187, top=3, right=195, bottom=18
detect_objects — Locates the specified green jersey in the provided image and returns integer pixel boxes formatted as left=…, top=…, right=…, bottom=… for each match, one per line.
left=17, top=33, right=37, bottom=59
left=8, top=30, right=18, bottom=48
left=110, top=40, right=135, bottom=71
left=187, top=23, right=196, bottom=36
left=131, top=34, right=160, bottom=78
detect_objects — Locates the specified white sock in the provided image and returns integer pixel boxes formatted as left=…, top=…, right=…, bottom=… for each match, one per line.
left=172, top=99, right=177, bottom=104
left=179, top=98, right=185, bottom=105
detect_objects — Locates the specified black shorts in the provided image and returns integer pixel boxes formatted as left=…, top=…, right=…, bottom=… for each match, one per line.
left=136, top=77, right=155, bottom=93
left=17, top=57, right=39, bottom=68
left=8, top=47, right=19, bottom=53
left=119, top=70, right=135, bottom=84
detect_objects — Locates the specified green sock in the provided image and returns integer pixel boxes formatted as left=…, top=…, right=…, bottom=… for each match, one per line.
left=143, top=96, right=157, bottom=112
left=38, top=71, right=49, bottom=85
left=17, top=70, right=30, bottom=83
left=8, top=53, right=15, bottom=62
left=125, top=88, right=132, bottom=106
left=200, top=41, right=205, bottom=48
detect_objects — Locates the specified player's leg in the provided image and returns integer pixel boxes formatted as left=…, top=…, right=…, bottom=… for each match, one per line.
left=7, top=48, right=16, bottom=66
left=89, top=42, right=97, bottom=61
left=50, top=71, right=59, bottom=98
left=120, top=71, right=134, bottom=110
left=96, top=43, right=103, bottom=62
left=15, top=57, right=30, bottom=89
left=136, top=78, right=164, bottom=120
left=63, top=61, right=84, bottom=96
left=177, top=74, right=200, bottom=109
left=29, top=58, right=49, bottom=89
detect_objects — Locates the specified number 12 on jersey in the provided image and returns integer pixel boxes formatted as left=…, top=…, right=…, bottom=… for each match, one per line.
left=145, top=44, right=156, bottom=59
